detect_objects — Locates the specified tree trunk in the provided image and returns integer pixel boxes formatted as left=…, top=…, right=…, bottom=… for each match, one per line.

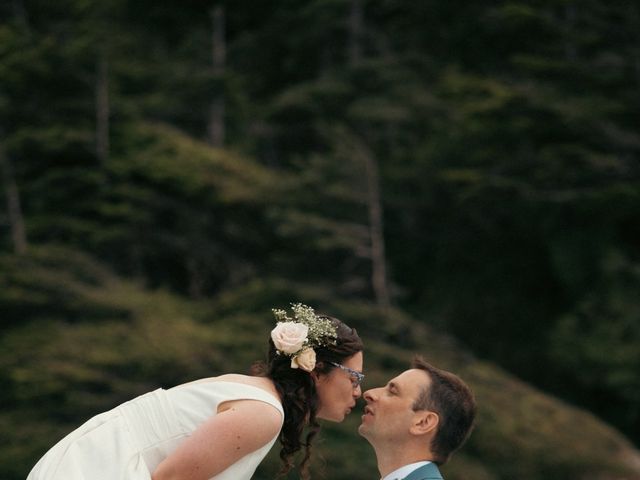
left=96, top=52, right=110, bottom=165
left=630, top=4, right=640, bottom=89
left=348, top=0, right=364, bottom=66
left=12, top=0, right=30, bottom=30
left=563, top=4, right=578, bottom=61
left=361, top=142, right=391, bottom=311
left=347, top=3, right=390, bottom=310
left=0, top=136, right=28, bottom=254
left=208, top=5, right=226, bottom=147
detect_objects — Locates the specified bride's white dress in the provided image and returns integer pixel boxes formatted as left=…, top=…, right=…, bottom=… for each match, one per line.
left=27, top=381, right=284, bottom=480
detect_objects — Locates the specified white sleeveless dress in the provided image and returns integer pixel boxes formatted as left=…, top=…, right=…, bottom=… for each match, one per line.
left=27, top=381, right=284, bottom=480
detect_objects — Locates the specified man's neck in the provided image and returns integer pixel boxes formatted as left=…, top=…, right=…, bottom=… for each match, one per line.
left=373, top=443, right=432, bottom=479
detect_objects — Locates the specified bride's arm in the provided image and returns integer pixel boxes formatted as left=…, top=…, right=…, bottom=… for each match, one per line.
left=152, top=399, right=282, bottom=480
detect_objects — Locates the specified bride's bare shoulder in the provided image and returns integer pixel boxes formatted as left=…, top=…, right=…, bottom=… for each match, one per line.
left=214, top=373, right=253, bottom=383
left=189, top=374, right=279, bottom=398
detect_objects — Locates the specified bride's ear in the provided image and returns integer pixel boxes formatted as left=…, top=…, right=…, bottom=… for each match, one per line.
left=310, top=362, right=325, bottom=382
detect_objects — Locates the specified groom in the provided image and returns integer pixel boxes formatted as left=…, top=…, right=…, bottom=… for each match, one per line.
left=359, top=356, right=476, bottom=480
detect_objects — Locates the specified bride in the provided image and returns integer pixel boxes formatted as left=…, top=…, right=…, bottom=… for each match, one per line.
left=27, top=303, right=365, bottom=480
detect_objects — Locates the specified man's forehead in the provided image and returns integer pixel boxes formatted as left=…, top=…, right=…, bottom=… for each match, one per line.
left=391, top=368, right=430, bottom=390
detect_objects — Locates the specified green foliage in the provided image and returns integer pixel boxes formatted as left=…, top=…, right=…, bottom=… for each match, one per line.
left=2, top=0, right=640, bottom=477
left=550, top=251, right=640, bottom=435
left=2, top=250, right=640, bottom=480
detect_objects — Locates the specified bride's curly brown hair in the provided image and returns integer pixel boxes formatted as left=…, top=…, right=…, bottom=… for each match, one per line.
left=252, top=315, right=363, bottom=479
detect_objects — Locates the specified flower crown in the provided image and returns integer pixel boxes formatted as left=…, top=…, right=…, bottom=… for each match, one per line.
left=270, top=303, right=338, bottom=372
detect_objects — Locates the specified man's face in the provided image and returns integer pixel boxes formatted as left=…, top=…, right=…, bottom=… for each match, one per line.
left=358, top=368, right=431, bottom=444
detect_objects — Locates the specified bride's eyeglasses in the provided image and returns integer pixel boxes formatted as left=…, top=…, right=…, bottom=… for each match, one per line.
left=330, top=362, right=365, bottom=388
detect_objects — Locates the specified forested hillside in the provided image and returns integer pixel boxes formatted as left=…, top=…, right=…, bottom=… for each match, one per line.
left=2, top=1, right=640, bottom=479
left=2, top=249, right=640, bottom=479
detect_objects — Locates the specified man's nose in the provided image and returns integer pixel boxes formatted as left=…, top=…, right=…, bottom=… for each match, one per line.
left=363, top=388, right=377, bottom=402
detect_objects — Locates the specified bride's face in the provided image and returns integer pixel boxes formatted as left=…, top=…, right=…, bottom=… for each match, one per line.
left=314, top=351, right=363, bottom=422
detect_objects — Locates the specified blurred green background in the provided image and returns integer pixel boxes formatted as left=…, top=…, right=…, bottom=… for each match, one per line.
left=1, top=1, right=640, bottom=479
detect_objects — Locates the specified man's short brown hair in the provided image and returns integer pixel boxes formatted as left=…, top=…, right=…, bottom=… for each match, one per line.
left=411, top=356, right=476, bottom=465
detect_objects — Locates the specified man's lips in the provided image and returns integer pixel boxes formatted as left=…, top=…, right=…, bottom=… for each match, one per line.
left=362, top=405, right=374, bottom=417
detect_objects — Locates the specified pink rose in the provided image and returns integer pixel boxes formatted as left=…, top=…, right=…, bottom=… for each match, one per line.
left=291, top=348, right=316, bottom=372
left=271, top=322, right=308, bottom=354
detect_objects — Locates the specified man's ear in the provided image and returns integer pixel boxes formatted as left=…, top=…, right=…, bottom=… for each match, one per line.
left=410, top=411, right=439, bottom=436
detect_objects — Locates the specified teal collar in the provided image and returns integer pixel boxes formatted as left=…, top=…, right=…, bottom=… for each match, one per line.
left=400, top=462, right=443, bottom=480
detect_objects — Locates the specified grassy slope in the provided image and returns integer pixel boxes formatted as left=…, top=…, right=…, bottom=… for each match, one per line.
left=1, top=247, right=639, bottom=480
